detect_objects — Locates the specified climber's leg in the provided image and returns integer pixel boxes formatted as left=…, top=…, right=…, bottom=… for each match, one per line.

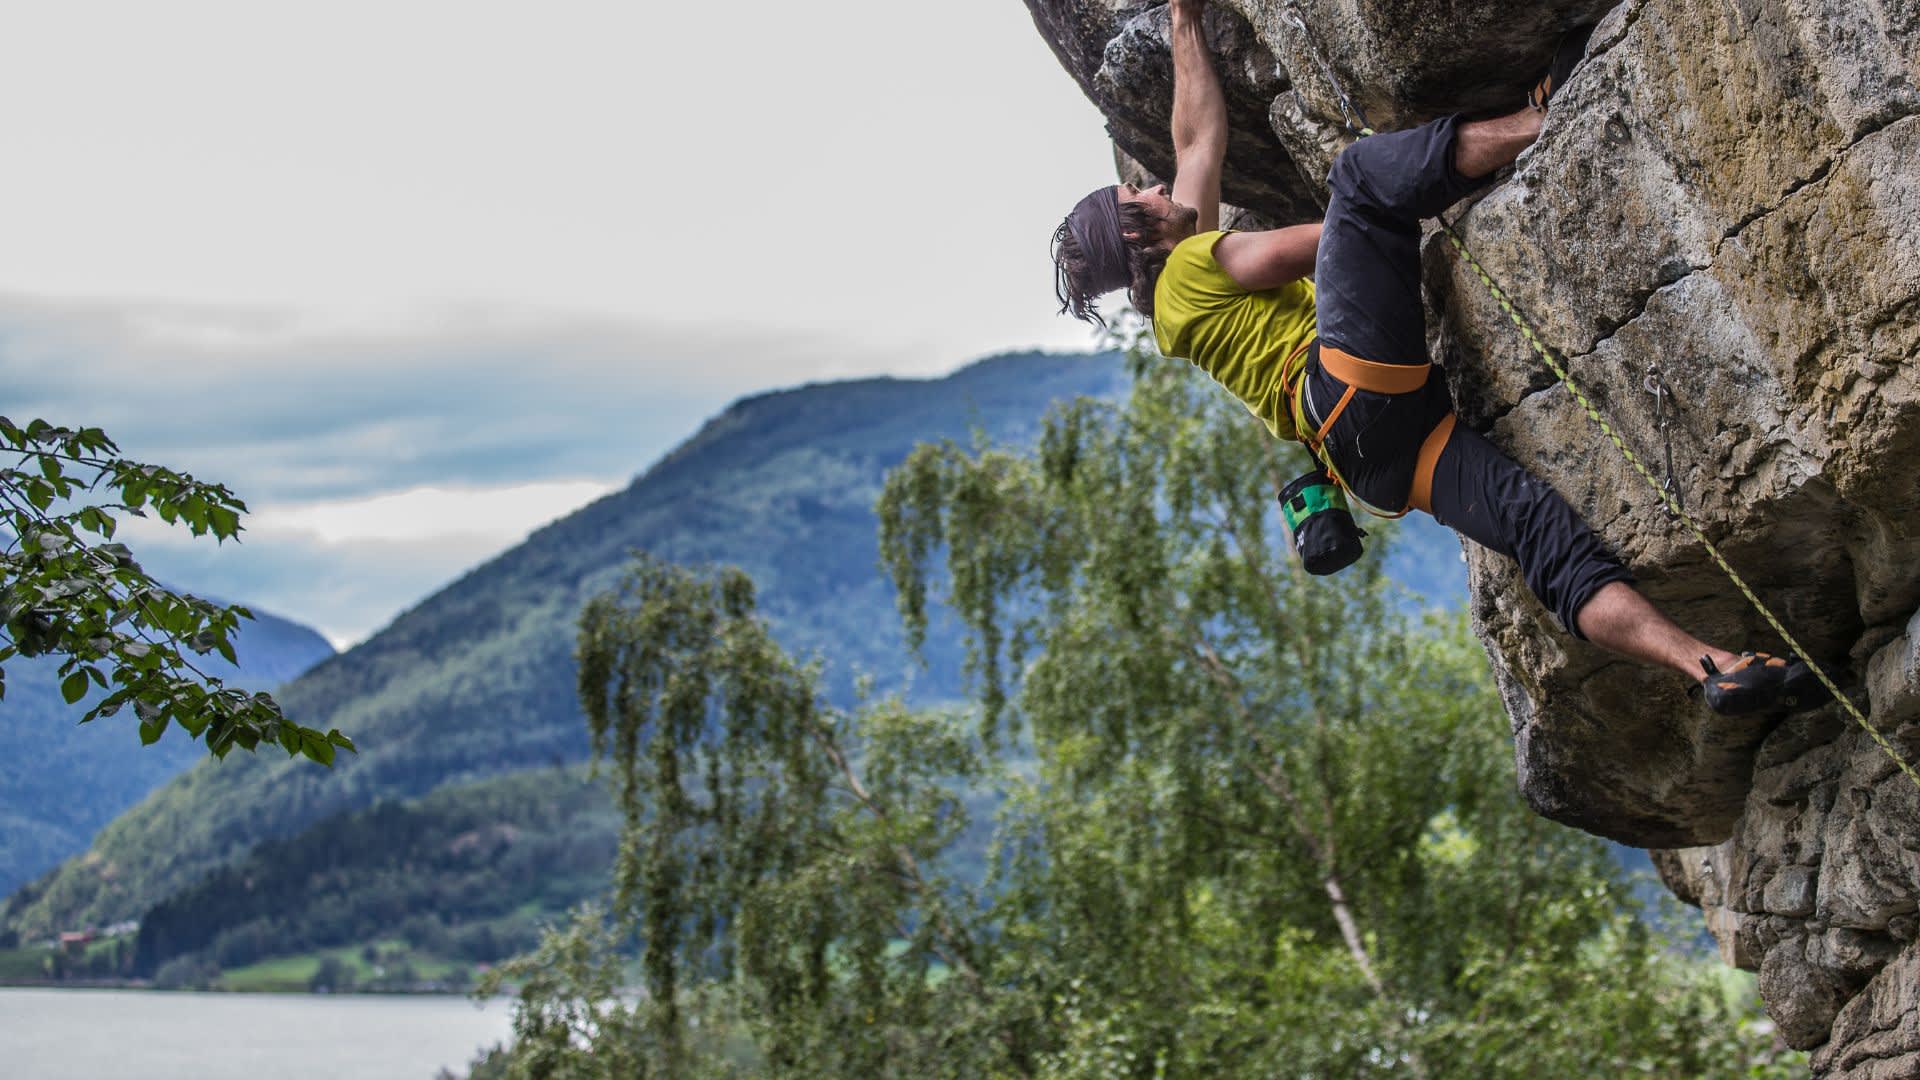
left=1575, top=585, right=1826, bottom=713
left=1307, top=108, right=1549, bottom=510
left=1422, top=421, right=1647, bottom=645
left=1314, top=109, right=1541, bottom=365
left=1573, top=581, right=1736, bottom=679
left=1451, top=108, right=1544, bottom=181
left=1417, top=422, right=1836, bottom=711
left=1310, top=26, right=1585, bottom=359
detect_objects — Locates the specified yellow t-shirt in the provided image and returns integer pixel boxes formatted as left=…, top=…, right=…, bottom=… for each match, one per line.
left=1152, top=230, right=1317, bottom=441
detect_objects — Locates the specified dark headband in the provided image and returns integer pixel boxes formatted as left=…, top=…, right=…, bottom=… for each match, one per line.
left=1064, top=186, right=1130, bottom=297
left=1053, top=186, right=1133, bottom=326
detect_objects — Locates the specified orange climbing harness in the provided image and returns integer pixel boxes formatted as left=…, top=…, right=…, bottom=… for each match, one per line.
left=1279, top=341, right=1458, bottom=518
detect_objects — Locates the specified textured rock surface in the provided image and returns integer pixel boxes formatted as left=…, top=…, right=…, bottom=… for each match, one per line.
left=1027, top=0, right=1920, bottom=1067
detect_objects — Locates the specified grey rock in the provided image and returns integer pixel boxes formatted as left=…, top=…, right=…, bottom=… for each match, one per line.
left=1767, top=865, right=1819, bottom=917
left=1761, top=940, right=1858, bottom=1050
left=1029, top=0, right=1920, bottom=1069
left=1810, top=946, right=1920, bottom=1078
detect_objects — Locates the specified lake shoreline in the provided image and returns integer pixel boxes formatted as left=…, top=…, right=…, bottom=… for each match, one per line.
left=0, top=975, right=495, bottom=996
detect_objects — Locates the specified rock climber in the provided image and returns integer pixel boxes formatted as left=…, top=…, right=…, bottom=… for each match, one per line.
left=1048, top=0, right=1822, bottom=715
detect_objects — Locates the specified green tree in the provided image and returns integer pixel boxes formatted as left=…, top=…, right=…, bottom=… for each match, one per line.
left=479, top=559, right=1018, bottom=1079
left=481, top=348, right=1800, bottom=1078
left=0, top=417, right=352, bottom=762
left=310, top=954, right=355, bottom=993
left=874, top=353, right=1794, bottom=1077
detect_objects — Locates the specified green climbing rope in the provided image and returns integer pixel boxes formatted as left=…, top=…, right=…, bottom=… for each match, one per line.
left=1439, top=224, right=1920, bottom=793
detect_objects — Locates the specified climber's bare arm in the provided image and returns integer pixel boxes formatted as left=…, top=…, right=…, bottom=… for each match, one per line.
left=1214, top=223, right=1323, bottom=290
left=1169, top=0, right=1224, bottom=234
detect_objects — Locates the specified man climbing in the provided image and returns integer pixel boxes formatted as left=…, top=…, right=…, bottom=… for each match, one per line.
left=1049, top=0, right=1820, bottom=715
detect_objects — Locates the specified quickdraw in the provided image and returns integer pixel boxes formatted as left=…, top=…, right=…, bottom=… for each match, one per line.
left=1642, top=365, right=1683, bottom=516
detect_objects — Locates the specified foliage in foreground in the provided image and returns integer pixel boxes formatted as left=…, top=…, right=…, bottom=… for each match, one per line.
left=0, top=417, right=352, bottom=762
left=475, top=360, right=1803, bottom=1078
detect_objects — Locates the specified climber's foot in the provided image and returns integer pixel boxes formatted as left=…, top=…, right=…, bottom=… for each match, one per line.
left=1700, top=652, right=1833, bottom=716
left=1527, top=23, right=1597, bottom=111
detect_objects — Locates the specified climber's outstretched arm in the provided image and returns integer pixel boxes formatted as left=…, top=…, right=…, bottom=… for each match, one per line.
left=1169, top=0, right=1224, bottom=234
left=1215, top=222, right=1323, bottom=290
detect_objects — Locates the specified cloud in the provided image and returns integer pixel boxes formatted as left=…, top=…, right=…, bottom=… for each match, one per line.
left=115, top=479, right=620, bottom=648
left=0, top=296, right=882, bottom=646
left=0, top=295, right=898, bottom=504
left=0, top=2, right=1114, bottom=371
left=169, top=479, right=618, bottom=547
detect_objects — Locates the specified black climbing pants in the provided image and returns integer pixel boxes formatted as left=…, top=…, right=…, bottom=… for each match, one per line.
left=1304, top=114, right=1634, bottom=638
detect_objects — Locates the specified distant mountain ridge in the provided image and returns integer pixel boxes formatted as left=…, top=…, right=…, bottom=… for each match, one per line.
left=1, top=352, right=1142, bottom=937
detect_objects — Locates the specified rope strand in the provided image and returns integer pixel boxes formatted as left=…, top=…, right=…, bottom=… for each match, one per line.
left=1440, top=224, right=1920, bottom=793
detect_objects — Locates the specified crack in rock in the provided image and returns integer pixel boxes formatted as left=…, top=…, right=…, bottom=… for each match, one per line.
left=1465, top=108, right=1917, bottom=430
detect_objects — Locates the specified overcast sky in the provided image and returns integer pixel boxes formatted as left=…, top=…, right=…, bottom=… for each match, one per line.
left=2, top=0, right=1122, bottom=648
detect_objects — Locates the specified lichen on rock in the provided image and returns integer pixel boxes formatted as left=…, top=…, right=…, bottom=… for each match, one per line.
left=1025, top=0, right=1920, bottom=1067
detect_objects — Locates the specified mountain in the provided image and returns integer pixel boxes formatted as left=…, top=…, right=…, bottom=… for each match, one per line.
left=130, top=766, right=617, bottom=987
left=0, top=353, right=1135, bottom=937
left=0, top=602, right=334, bottom=898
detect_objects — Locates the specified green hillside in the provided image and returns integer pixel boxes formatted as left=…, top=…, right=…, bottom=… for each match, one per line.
left=130, top=766, right=616, bottom=987
left=1, top=352, right=1133, bottom=939
left=0, top=604, right=334, bottom=898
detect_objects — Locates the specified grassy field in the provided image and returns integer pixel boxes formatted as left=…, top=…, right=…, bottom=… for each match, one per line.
left=217, top=941, right=472, bottom=993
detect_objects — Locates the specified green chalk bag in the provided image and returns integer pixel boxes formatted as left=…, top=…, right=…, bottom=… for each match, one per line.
left=1278, top=468, right=1366, bottom=576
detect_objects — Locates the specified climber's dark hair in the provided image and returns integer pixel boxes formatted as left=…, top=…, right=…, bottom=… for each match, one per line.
left=1052, top=188, right=1175, bottom=328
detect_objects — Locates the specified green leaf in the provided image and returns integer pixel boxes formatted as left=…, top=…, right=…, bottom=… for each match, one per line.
left=303, top=732, right=336, bottom=766
left=209, top=506, right=241, bottom=539
left=90, top=690, right=129, bottom=719
left=61, top=670, right=89, bottom=704
left=139, top=716, right=168, bottom=745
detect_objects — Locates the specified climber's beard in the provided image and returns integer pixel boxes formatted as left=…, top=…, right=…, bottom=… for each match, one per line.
left=1164, top=202, right=1200, bottom=237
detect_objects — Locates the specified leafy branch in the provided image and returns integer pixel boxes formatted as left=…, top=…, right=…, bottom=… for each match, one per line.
left=0, top=416, right=354, bottom=764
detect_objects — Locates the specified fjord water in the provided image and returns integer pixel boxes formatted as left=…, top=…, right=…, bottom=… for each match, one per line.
left=0, top=988, right=513, bottom=1079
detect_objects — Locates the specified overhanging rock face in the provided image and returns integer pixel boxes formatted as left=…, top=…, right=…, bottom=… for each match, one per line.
left=1027, top=0, right=1920, bottom=1069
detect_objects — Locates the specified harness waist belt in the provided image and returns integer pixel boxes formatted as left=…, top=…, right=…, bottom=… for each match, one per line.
left=1289, top=340, right=1452, bottom=520
left=1317, top=345, right=1431, bottom=394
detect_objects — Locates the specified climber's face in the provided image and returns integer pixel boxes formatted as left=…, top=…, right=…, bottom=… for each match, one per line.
left=1117, top=183, right=1199, bottom=249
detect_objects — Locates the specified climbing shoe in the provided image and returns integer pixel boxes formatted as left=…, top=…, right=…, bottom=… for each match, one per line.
left=1700, top=652, right=1833, bottom=716
left=1527, top=23, right=1597, bottom=111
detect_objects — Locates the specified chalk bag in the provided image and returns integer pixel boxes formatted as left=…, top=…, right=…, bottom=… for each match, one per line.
left=1278, top=468, right=1366, bottom=576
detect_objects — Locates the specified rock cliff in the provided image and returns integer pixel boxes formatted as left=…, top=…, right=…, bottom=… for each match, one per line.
left=1027, top=0, right=1920, bottom=1070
